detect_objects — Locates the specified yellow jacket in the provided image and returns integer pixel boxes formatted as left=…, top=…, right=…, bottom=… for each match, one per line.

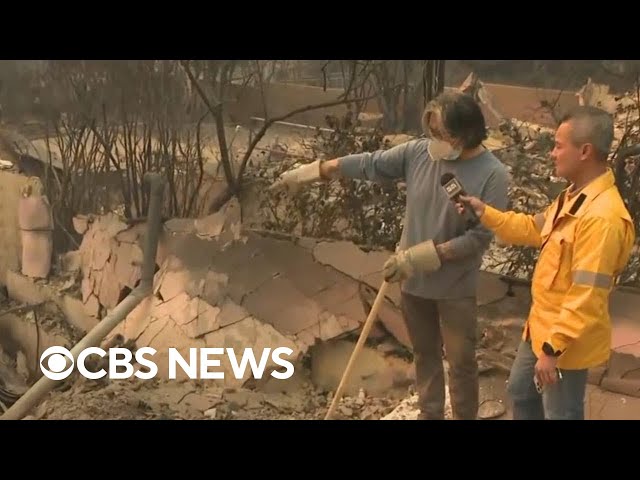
left=481, top=169, right=636, bottom=369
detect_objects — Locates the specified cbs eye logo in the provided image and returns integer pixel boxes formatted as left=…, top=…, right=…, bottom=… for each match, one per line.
left=40, top=346, right=75, bottom=380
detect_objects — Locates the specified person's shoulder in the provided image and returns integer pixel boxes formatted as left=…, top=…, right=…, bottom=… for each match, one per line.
left=382, top=134, right=428, bottom=159
left=480, top=148, right=507, bottom=167
left=586, top=187, right=633, bottom=225
left=479, top=149, right=510, bottom=180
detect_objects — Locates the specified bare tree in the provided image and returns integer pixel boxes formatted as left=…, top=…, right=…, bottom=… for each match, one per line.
left=180, top=59, right=380, bottom=213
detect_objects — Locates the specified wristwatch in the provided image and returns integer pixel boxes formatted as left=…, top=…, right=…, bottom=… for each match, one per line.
left=542, top=342, right=562, bottom=357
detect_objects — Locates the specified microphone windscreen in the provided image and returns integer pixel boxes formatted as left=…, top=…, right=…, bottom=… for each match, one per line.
left=440, top=172, right=455, bottom=186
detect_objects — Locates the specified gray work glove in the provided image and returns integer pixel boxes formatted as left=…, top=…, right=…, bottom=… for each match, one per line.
left=383, top=239, right=442, bottom=283
left=268, top=159, right=322, bottom=195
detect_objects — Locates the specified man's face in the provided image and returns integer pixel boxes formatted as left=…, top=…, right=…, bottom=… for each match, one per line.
left=550, top=121, right=586, bottom=180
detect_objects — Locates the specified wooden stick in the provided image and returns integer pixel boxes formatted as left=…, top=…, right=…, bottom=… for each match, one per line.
left=324, top=280, right=389, bottom=420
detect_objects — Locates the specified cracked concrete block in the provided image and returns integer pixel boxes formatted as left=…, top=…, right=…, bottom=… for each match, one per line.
left=312, top=241, right=387, bottom=281
left=600, top=351, right=640, bottom=397
left=99, top=259, right=122, bottom=310
left=90, top=231, right=111, bottom=271
left=199, top=270, right=229, bottom=307
left=312, top=280, right=366, bottom=332
left=359, top=283, right=411, bottom=349
left=98, top=212, right=129, bottom=239
left=585, top=385, right=640, bottom=420
left=194, top=211, right=226, bottom=238
left=152, top=292, right=198, bottom=326
left=81, top=277, right=92, bottom=304
left=166, top=218, right=197, bottom=235
left=161, top=231, right=218, bottom=271
left=218, top=297, right=250, bottom=328
left=155, top=256, right=191, bottom=302
left=84, top=294, right=100, bottom=318
left=309, top=339, right=413, bottom=397
left=241, top=276, right=323, bottom=335
left=72, top=215, right=90, bottom=235
left=78, top=231, right=95, bottom=274
left=361, top=271, right=402, bottom=306
left=202, top=316, right=300, bottom=388
left=136, top=316, right=171, bottom=348
left=588, top=364, right=607, bottom=385
left=318, top=312, right=346, bottom=341
left=115, top=223, right=145, bottom=244
left=311, top=278, right=358, bottom=310
left=142, top=324, right=207, bottom=382
left=62, top=296, right=99, bottom=332
left=280, top=260, right=337, bottom=298
left=221, top=251, right=281, bottom=304
left=60, top=251, right=81, bottom=273
left=114, top=242, right=143, bottom=289
left=610, top=290, right=640, bottom=357
left=180, top=299, right=221, bottom=339
left=295, top=328, right=319, bottom=353
left=336, top=313, right=361, bottom=333
left=120, top=295, right=157, bottom=340
left=6, top=270, right=47, bottom=305
left=373, top=299, right=410, bottom=349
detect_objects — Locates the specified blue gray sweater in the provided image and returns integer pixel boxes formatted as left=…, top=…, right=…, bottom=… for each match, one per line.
left=338, top=137, right=510, bottom=300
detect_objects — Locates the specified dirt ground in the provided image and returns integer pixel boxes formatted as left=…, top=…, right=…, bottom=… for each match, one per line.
left=25, top=368, right=403, bottom=421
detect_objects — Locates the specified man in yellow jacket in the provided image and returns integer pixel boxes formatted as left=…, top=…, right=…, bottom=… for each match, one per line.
left=458, top=105, right=636, bottom=420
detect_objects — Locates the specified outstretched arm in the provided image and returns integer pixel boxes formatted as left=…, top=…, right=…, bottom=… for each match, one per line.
left=270, top=140, right=412, bottom=194
left=321, top=141, right=412, bottom=183
left=459, top=194, right=552, bottom=249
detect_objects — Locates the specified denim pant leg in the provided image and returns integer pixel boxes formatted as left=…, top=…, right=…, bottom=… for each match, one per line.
left=542, top=368, right=588, bottom=420
left=507, top=340, right=545, bottom=420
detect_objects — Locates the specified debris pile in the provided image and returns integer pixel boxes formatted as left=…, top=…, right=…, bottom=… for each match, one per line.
left=29, top=367, right=401, bottom=420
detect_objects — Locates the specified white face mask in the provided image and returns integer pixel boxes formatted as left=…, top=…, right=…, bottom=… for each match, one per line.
left=427, top=138, right=462, bottom=161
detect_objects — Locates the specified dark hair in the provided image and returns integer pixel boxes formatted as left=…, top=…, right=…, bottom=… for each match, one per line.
left=422, top=91, right=488, bottom=149
left=559, top=105, right=614, bottom=161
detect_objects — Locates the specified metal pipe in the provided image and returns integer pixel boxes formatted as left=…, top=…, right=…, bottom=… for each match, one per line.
left=249, top=116, right=335, bottom=134
left=1, top=172, right=166, bottom=421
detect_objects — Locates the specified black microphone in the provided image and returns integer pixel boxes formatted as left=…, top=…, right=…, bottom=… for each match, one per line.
left=440, top=173, right=480, bottom=229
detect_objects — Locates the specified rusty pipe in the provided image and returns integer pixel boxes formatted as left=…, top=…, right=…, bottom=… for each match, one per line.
left=0, top=173, right=166, bottom=421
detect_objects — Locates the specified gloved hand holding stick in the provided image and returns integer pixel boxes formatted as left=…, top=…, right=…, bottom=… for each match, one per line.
left=324, top=237, right=441, bottom=419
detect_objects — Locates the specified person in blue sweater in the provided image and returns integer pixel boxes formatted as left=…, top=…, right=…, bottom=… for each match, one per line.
left=270, top=91, right=510, bottom=420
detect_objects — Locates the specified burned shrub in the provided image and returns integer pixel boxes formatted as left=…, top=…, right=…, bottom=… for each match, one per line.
left=252, top=111, right=406, bottom=251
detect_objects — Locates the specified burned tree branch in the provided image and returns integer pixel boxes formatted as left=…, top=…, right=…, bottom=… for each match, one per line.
left=235, top=91, right=381, bottom=187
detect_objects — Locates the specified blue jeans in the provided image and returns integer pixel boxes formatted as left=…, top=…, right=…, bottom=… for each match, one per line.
left=507, top=340, right=588, bottom=420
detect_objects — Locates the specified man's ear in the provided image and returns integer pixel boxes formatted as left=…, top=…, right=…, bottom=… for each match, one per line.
left=582, top=143, right=599, bottom=160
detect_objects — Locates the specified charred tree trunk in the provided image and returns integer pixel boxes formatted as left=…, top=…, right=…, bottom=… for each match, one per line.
left=423, top=60, right=446, bottom=106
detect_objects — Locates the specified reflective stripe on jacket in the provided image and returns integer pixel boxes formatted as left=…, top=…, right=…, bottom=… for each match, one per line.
left=481, top=169, right=636, bottom=369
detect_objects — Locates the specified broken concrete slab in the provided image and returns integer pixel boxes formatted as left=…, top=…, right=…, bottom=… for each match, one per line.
left=309, top=338, right=413, bottom=397
left=5, top=270, right=98, bottom=334
left=585, top=384, right=640, bottom=420
left=358, top=282, right=410, bottom=349
left=312, top=241, right=387, bottom=283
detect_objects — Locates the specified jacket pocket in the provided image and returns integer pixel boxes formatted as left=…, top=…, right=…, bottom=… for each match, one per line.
left=535, top=231, right=567, bottom=291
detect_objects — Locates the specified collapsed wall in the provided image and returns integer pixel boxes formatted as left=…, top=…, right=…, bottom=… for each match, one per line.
left=68, top=200, right=417, bottom=392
